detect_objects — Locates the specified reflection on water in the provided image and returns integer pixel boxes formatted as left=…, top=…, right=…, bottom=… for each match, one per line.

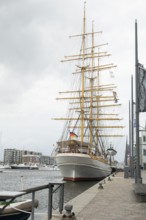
left=64, top=180, right=98, bottom=203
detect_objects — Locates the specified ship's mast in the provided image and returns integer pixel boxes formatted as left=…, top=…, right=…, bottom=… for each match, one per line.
left=89, top=21, right=95, bottom=145
left=80, top=2, right=86, bottom=143
left=96, top=37, right=101, bottom=150
left=53, top=3, right=124, bottom=148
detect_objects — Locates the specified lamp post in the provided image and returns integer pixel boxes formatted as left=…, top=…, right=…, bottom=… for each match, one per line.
left=135, top=20, right=142, bottom=183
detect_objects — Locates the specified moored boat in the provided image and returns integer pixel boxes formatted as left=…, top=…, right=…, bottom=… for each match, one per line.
left=29, top=164, right=39, bottom=170
left=11, top=164, right=39, bottom=170
left=0, top=191, right=38, bottom=220
left=53, top=3, right=123, bottom=181
left=11, top=164, right=30, bottom=170
left=0, top=165, right=11, bottom=170
left=39, top=165, right=59, bottom=171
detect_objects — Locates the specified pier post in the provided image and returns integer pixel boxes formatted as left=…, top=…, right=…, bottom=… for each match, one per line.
left=48, top=183, right=53, bottom=220
left=31, top=192, right=35, bottom=220
left=59, top=183, right=64, bottom=214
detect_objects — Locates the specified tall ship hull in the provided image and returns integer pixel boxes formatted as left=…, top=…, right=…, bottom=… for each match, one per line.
left=53, top=3, right=123, bottom=181
left=56, top=153, right=111, bottom=181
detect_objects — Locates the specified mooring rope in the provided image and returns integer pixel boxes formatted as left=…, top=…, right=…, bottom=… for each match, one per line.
left=9, top=205, right=31, bottom=214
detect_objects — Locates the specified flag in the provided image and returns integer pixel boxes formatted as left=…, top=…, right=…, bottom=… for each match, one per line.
left=70, top=132, right=78, bottom=139
left=138, top=64, right=146, bottom=112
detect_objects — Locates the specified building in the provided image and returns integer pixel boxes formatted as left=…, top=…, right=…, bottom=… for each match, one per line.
left=3, top=148, right=56, bottom=165
left=4, top=149, right=22, bottom=164
left=22, top=155, right=40, bottom=164
left=4, top=148, right=42, bottom=164
left=40, top=155, right=55, bottom=165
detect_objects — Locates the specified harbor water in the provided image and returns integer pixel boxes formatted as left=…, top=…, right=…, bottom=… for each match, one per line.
left=0, top=169, right=98, bottom=219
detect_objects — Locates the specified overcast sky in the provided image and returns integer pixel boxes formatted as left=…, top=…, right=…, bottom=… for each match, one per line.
left=0, top=0, right=146, bottom=162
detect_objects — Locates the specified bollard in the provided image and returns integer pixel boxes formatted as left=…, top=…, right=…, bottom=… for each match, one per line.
left=62, top=204, right=75, bottom=219
left=64, top=204, right=73, bottom=217
left=102, top=179, right=106, bottom=184
left=108, top=176, right=112, bottom=181
left=98, top=183, right=103, bottom=189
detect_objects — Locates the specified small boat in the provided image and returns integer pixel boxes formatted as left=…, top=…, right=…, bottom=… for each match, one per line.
left=39, top=165, right=59, bottom=171
left=0, top=165, right=11, bottom=170
left=0, top=165, right=5, bottom=170
left=29, top=164, right=39, bottom=170
left=0, top=165, right=11, bottom=173
left=11, top=164, right=39, bottom=170
left=11, top=164, right=30, bottom=170
left=0, top=191, right=38, bottom=220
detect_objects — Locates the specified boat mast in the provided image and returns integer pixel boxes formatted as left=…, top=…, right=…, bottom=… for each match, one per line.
left=80, top=2, right=86, bottom=143
left=53, top=3, right=124, bottom=145
left=89, top=21, right=95, bottom=146
left=96, top=39, right=101, bottom=150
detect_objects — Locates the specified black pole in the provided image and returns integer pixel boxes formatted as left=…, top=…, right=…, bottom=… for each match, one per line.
left=129, top=100, right=132, bottom=174
left=135, top=20, right=142, bottom=183
left=31, top=192, right=35, bottom=220
left=59, top=184, right=64, bottom=214
left=131, top=75, right=134, bottom=178
left=48, top=184, right=53, bottom=220
left=129, top=100, right=131, bottom=156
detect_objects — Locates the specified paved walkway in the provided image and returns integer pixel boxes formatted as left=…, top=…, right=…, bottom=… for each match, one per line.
left=75, top=171, right=146, bottom=220
left=43, top=171, right=146, bottom=220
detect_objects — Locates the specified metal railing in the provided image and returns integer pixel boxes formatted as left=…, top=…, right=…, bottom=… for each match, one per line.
left=0, top=181, right=64, bottom=220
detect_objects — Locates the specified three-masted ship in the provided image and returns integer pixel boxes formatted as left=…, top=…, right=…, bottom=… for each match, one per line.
left=53, top=4, right=123, bottom=181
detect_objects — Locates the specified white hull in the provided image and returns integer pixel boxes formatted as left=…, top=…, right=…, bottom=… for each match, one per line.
left=0, top=199, right=38, bottom=215
left=29, top=165, right=39, bottom=170
left=0, top=199, right=38, bottom=220
left=11, top=164, right=30, bottom=169
left=11, top=164, right=38, bottom=170
left=56, top=153, right=111, bottom=181
left=0, top=165, right=11, bottom=169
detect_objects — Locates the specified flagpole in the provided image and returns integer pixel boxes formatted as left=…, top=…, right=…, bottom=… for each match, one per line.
left=135, top=20, right=142, bottom=183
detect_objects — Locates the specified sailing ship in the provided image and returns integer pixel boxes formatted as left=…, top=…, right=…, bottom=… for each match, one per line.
left=53, top=3, right=123, bottom=181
